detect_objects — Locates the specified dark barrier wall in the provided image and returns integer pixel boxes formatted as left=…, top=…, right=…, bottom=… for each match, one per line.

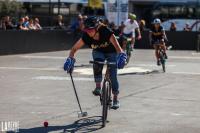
left=135, top=31, right=198, bottom=50
left=0, top=30, right=199, bottom=55
left=0, top=30, right=80, bottom=55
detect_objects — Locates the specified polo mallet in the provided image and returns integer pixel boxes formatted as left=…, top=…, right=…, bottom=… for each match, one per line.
left=69, top=72, right=88, bottom=118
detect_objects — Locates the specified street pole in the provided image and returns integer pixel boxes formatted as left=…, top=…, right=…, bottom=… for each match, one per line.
left=49, top=0, right=51, bottom=26
left=58, top=0, right=61, bottom=15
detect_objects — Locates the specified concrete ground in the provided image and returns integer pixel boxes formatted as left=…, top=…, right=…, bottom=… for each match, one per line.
left=0, top=49, right=200, bottom=133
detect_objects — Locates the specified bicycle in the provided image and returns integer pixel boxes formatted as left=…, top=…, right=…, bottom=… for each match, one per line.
left=125, top=37, right=132, bottom=64
left=158, top=45, right=166, bottom=72
left=116, top=36, right=132, bottom=64
left=89, top=60, right=116, bottom=127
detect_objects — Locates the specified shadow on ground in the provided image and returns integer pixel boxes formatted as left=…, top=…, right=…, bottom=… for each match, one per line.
left=118, top=70, right=160, bottom=76
left=14, top=116, right=103, bottom=133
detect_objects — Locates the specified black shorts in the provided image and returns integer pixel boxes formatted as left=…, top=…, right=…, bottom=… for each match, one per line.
left=152, top=39, right=165, bottom=45
left=117, top=35, right=126, bottom=47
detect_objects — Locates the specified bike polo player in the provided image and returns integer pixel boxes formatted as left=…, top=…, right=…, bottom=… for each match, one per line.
left=122, top=13, right=142, bottom=50
left=149, top=18, right=168, bottom=66
left=64, top=16, right=127, bottom=109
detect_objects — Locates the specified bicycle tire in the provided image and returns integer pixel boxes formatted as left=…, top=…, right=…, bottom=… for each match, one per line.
left=160, top=52, right=166, bottom=72
left=102, top=81, right=109, bottom=127
left=126, top=43, right=132, bottom=64
left=126, top=51, right=131, bottom=64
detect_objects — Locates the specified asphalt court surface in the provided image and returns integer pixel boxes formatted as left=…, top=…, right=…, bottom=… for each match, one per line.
left=0, top=49, right=200, bottom=133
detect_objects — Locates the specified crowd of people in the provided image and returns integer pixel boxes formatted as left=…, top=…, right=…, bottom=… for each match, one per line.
left=0, top=15, right=42, bottom=30
left=169, top=22, right=192, bottom=31
left=0, top=14, right=195, bottom=32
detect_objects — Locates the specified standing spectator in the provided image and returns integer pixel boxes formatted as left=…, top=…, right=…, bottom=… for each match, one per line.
left=4, top=16, right=14, bottom=30
left=23, top=16, right=29, bottom=28
left=139, top=19, right=146, bottom=32
left=77, top=14, right=84, bottom=31
left=28, top=19, right=36, bottom=30
left=82, top=15, right=88, bottom=21
left=103, top=19, right=109, bottom=26
left=110, top=22, right=120, bottom=36
left=183, top=23, right=191, bottom=31
left=17, top=18, right=29, bottom=30
left=56, top=15, right=65, bottom=29
left=118, top=21, right=125, bottom=34
left=34, top=18, right=42, bottom=30
left=0, top=18, right=2, bottom=30
left=0, top=17, right=6, bottom=30
left=170, top=22, right=177, bottom=31
left=70, top=14, right=84, bottom=34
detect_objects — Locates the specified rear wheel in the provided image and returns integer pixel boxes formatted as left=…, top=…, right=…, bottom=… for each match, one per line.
left=102, top=81, right=109, bottom=127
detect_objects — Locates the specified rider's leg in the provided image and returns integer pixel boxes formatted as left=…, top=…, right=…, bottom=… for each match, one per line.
left=131, top=37, right=135, bottom=50
left=154, top=44, right=159, bottom=60
left=106, top=53, right=120, bottom=109
left=160, top=42, right=168, bottom=59
left=154, top=45, right=160, bottom=66
left=92, top=50, right=105, bottom=95
left=122, top=40, right=127, bottom=51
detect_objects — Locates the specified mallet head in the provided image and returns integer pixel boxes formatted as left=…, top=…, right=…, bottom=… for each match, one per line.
left=78, top=111, right=88, bottom=118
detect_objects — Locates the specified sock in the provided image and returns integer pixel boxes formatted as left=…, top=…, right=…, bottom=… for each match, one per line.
left=96, top=83, right=101, bottom=88
left=113, top=95, right=118, bottom=101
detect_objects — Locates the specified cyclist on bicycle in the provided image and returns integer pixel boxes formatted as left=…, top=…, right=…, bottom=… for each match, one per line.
left=63, top=16, right=127, bottom=109
left=149, top=18, right=168, bottom=66
left=122, top=13, right=142, bottom=50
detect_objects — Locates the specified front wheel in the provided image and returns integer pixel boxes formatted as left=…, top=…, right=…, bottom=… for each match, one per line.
left=160, top=52, right=166, bottom=72
left=126, top=50, right=131, bottom=65
left=102, top=81, right=110, bottom=127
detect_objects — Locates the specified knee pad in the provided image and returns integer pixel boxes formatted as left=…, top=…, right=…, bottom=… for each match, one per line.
left=93, top=58, right=104, bottom=76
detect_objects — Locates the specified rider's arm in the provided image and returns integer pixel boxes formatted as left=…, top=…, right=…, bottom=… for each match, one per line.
left=110, top=34, right=124, bottom=53
left=69, top=38, right=85, bottom=57
left=136, top=27, right=142, bottom=39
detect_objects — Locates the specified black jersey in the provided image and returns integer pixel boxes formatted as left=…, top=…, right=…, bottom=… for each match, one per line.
left=82, top=25, right=116, bottom=53
left=150, top=26, right=164, bottom=40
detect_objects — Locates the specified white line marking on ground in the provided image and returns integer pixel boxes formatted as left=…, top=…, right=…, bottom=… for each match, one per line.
left=0, top=66, right=153, bottom=75
left=0, top=67, right=61, bottom=71
left=192, top=52, right=200, bottom=55
left=20, top=55, right=65, bottom=59
left=171, top=113, right=183, bottom=116
left=170, top=56, right=200, bottom=59
left=135, top=64, right=176, bottom=67
left=172, top=72, right=200, bottom=75
left=33, top=76, right=94, bottom=81
left=74, top=67, right=152, bottom=75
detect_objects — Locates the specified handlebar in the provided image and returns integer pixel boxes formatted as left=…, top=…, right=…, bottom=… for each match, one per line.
left=115, top=36, right=132, bottom=41
left=89, top=61, right=116, bottom=66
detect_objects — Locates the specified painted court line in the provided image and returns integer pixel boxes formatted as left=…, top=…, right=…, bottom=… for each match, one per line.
left=0, top=66, right=152, bottom=75
left=20, top=55, right=66, bottom=60
left=0, top=67, right=61, bottom=71
left=192, top=52, right=200, bottom=55
left=33, top=76, right=93, bottom=81
left=74, top=67, right=152, bottom=75
left=170, top=56, right=200, bottom=60
left=135, top=64, right=176, bottom=67
left=172, top=72, right=200, bottom=75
